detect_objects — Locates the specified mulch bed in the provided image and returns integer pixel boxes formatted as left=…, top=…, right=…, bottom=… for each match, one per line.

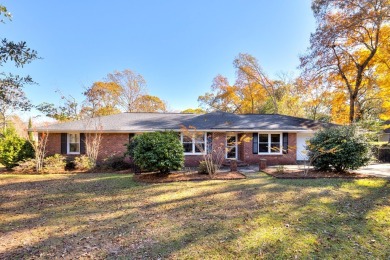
left=263, top=167, right=375, bottom=179
left=134, top=171, right=246, bottom=183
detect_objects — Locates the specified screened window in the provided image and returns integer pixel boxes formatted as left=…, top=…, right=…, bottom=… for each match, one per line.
left=258, top=133, right=282, bottom=154
left=68, top=133, right=80, bottom=154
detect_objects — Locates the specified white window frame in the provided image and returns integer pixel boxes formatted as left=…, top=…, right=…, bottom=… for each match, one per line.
left=67, top=133, right=80, bottom=155
left=226, top=133, right=238, bottom=159
left=258, top=132, right=282, bottom=155
left=181, top=132, right=207, bottom=155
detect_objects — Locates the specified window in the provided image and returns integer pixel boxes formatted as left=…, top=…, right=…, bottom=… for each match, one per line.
left=258, top=133, right=282, bottom=154
left=181, top=133, right=206, bottom=154
left=68, top=133, right=80, bottom=154
left=259, top=134, right=268, bottom=153
left=226, top=134, right=237, bottom=159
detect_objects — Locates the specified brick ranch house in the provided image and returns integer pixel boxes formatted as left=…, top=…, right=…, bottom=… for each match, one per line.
left=36, top=111, right=332, bottom=166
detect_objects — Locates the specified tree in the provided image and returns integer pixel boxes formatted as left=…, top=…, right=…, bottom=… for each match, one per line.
left=300, top=0, right=390, bottom=123
left=36, top=93, right=81, bottom=122
left=199, top=54, right=288, bottom=115
left=234, top=53, right=279, bottom=114
left=83, top=119, right=103, bottom=168
left=0, top=126, right=34, bottom=169
left=129, top=131, right=184, bottom=174
left=0, top=5, right=38, bottom=129
left=373, top=25, right=390, bottom=121
left=0, top=75, right=33, bottom=129
left=30, top=131, right=48, bottom=173
left=28, top=117, right=33, bottom=141
left=198, top=75, right=241, bottom=113
left=82, top=81, right=122, bottom=117
left=133, top=95, right=167, bottom=112
left=107, top=69, right=147, bottom=112
left=181, top=108, right=205, bottom=114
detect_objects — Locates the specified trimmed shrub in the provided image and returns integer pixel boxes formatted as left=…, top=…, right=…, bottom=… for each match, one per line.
left=125, top=137, right=140, bottom=158
left=74, top=155, right=94, bottom=171
left=0, top=127, right=34, bottom=169
left=101, top=156, right=132, bottom=171
left=198, top=161, right=216, bottom=175
left=13, top=158, right=36, bottom=173
left=130, top=131, right=184, bottom=174
left=43, top=154, right=66, bottom=173
left=308, top=126, right=371, bottom=172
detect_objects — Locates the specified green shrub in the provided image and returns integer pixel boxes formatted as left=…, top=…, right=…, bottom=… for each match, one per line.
left=13, top=158, right=36, bottom=173
left=101, top=155, right=131, bottom=171
left=43, top=154, right=66, bottom=173
left=130, top=131, right=184, bottom=174
left=125, top=137, right=140, bottom=158
left=198, top=161, right=216, bottom=174
left=74, top=155, right=94, bottom=171
left=308, top=126, right=371, bottom=172
left=0, top=127, right=34, bottom=169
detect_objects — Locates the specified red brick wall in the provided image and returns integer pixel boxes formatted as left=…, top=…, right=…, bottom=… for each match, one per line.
left=239, top=133, right=297, bottom=165
left=45, top=132, right=297, bottom=166
left=184, top=155, right=204, bottom=167
left=96, top=133, right=129, bottom=161
left=45, top=133, right=129, bottom=161
left=46, top=133, right=61, bottom=155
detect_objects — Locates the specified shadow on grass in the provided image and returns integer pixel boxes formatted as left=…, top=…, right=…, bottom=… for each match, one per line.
left=0, top=173, right=389, bottom=258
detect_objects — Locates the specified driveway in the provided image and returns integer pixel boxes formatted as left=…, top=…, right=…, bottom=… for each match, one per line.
left=355, top=163, right=390, bottom=178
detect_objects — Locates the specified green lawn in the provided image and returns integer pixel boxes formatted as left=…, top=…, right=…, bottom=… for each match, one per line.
left=0, top=173, right=389, bottom=259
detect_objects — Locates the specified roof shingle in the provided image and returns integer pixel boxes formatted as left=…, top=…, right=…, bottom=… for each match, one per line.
left=36, top=112, right=333, bottom=132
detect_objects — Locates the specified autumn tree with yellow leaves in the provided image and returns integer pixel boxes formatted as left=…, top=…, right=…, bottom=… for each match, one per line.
left=300, top=0, right=390, bottom=123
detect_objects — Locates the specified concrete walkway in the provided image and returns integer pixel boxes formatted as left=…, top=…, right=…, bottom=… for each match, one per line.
left=237, top=163, right=390, bottom=179
left=354, top=163, right=390, bottom=178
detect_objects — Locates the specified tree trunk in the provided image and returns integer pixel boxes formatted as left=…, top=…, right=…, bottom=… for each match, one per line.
left=349, top=95, right=355, bottom=123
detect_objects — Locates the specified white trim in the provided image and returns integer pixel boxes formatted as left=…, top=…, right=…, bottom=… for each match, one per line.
left=226, top=133, right=238, bottom=159
left=181, top=132, right=207, bottom=155
left=67, top=133, right=80, bottom=155
left=258, top=132, right=283, bottom=155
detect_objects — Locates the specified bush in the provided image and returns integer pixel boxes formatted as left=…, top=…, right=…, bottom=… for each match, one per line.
left=125, top=137, right=140, bottom=158
left=130, top=131, right=184, bottom=174
left=74, top=155, right=94, bottom=171
left=198, top=161, right=216, bottom=174
left=0, top=127, right=34, bottom=169
left=101, top=155, right=132, bottom=171
left=43, top=154, right=66, bottom=173
left=13, top=158, right=36, bottom=173
left=308, top=126, right=371, bottom=172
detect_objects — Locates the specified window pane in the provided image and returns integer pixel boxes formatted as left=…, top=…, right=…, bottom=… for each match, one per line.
left=183, top=135, right=192, bottom=142
left=227, top=136, right=236, bottom=146
left=271, top=134, right=280, bottom=143
left=195, top=143, right=205, bottom=153
left=69, top=143, right=79, bottom=153
left=227, top=147, right=236, bottom=158
left=270, top=143, right=280, bottom=153
left=270, top=134, right=280, bottom=153
left=194, top=133, right=204, bottom=142
left=259, top=134, right=268, bottom=142
left=70, top=134, right=79, bottom=143
left=259, top=143, right=268, bottom=153
left=183, top=143, right=193, bottom=153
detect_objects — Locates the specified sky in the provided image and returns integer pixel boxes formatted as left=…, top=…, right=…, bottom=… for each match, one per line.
left=2, top=0, right=315, bottom=119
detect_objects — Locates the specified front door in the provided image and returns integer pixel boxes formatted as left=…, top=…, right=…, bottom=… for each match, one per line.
left=226, top=134, right=237, bottom=159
